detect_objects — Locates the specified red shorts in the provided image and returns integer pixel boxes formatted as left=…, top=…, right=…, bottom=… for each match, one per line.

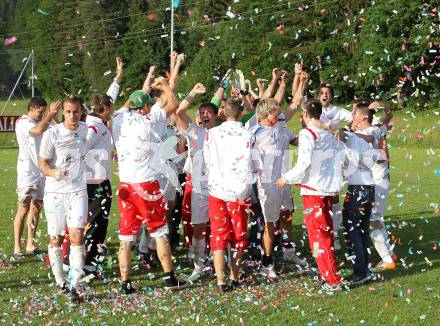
left=208, top=195, right=248, bottom=252
left=118, top=181, right=167, bottom=241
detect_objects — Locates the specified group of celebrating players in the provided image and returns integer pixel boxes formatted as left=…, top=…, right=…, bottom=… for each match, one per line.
left=6, top=53, right=397, bottom=303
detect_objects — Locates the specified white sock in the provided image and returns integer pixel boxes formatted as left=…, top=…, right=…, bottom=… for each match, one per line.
left=48, top=245, right=64, bottom=287
left=138, top=226, right=150, bottom=254
left=370, top=229, right=394, bottom=263
left=69, top=245, right=85, bottom=288
left=192, top=237, right=206, bottom=272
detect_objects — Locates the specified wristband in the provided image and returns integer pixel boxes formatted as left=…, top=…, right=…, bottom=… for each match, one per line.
left=185, top=95, right=194, bottom=102
left=211, top=97, right=221, bottom=108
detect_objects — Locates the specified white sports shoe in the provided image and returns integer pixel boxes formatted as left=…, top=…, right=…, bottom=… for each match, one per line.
left=260, top=265, right=278, bottom=279
left=282, top=251, right=307, bottom=266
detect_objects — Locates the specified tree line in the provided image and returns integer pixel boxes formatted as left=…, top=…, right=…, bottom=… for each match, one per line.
left=0, top=0, right=438, bottom=108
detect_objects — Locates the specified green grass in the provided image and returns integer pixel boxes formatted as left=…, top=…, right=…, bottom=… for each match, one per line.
left=1, top=111, right=440, bottom=324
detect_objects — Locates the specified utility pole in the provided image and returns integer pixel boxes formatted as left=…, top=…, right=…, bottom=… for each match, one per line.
left=31, top=49, right=35, bottom=97
left=171, top=0, right=175, bottom=55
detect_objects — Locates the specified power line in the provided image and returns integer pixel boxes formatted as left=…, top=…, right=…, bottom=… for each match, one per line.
left=0, top=0, right=212, bottom=38
left=0, top=0, right=331, bottom=55
left=1, top=1, right=295, bottom=54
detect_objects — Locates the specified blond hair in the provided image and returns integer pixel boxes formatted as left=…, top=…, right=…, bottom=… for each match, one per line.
left=256, top=98, right=277, bottom=120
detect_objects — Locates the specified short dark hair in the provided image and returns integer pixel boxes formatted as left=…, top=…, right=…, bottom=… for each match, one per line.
left=224, top=97, right=243, bottom=119
left=318, top=83, right=334, bottom=98
left=353, top=99, right=371, bottom=108
left=356, top=106, right=374, bottom=124
left=198, top=102, right=218, bottom=115
left=303, top=99, right=322, bottom=119
left=62, top=95, right=83, bottom=110
left=27, top=97, right=47, bottom=110
left=91, top=93, right=113, bottom=114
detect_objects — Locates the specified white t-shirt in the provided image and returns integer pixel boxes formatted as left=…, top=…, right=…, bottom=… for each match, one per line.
left=39, top=122, right=88, bottom=193
left=204, top=121, right=255, bottom=201
left=15, top=115, right=43, bottom=177
left=343, top=132, right=375, bottom=186
left=182, top=123, right=208, bottom=193
left=112, top=105, right=170, bottom=184
left=320, top=104, right=352, bottom=128
left=361, top=125, right=389, bottom=182
left=84, top=115, right=113, bottom=184
left=249, top=114, right=293, bottom=184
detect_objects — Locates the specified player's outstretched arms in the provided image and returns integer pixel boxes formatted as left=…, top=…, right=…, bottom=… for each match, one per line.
left=176, top=83, right=206, bottom=131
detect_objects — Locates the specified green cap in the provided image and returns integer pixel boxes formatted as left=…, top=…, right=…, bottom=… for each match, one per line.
left=129, top=90, right=154, bottom=109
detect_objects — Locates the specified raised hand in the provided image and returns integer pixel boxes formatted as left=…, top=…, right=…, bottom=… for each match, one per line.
left=48, top=100, right=62, bottom=117
left=149, top=65, right=157, bottom=75
left=191, top=83, right=206, bottom=95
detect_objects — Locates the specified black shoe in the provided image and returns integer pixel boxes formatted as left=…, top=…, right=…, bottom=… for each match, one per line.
left=57, top=283, right=69, bottom=294
left=229, top=279, right=240, bottom=289
left=164, top=277, right=188, bottom=291
left=69, top=288, right=82, bottom=304
left=121, top=280, right=137, bottom=295
left=216, top=284, right=231, bottom=293
left=349, top=274, right=371, bottom=286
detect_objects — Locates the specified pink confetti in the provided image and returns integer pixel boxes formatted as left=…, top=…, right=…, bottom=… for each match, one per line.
left=420, top=56, right=425, bottom=65
left=4, top=36, right=17, bottom=46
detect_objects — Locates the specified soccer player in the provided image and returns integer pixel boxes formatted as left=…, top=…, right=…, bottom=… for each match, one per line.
left=352, top=102, right=396, bottom=271
left=318, top=83, right=353, bottom=250
left=39, top=96, right=88, bottom=303
left=339, top=107, right=376, bottom=286
left=249, top=72, right=307, bottom=279
left=83, top=57, right=123, bottom=276
left=276, top=99, right=344, bottom=291
left=175, top=83, right=216, bottom=282
left=13, top=97, right=60, bottom=259
left=112, top=78, right=186, bottom=294
left=203, top=97, right=255, bottom=291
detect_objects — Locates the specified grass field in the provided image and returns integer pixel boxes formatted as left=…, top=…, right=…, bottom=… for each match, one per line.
left=0, top=102, right=439, bottom=325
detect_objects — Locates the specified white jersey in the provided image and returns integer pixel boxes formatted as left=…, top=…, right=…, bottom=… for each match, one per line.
left=283, top=125, right=344, bottom=196
left=249, top=114, right=293, bottom=184
left=15, top=115, right=43, bottom=177
left=320, top=104, right=352, bottom=128
left=361, top=125, right=389, bottom=182
left=343, top=131, right=375, bottom=186
left=204, top=121, right=255, bottom=201
left=112, top=105, right=169, bottom=184
left=39, top=122, right=88, bottom=193
left=183, top=123, right=208, bottom=193
left=84, top=115, right=113, bottom=184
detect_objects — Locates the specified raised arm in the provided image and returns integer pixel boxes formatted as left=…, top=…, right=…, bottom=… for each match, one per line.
left=169, top=53, right=185, bottom=92
left=291, top=61, right=303, bottom=98
left=142, top=65, right=157, bottom=94
left=369, top=101, right=393, bottom=125
left=261, top=68, right=281, bottom=100
left=175, top=83, right=206, bottom=130
left=283, top=71, right=309, bottom=122
left=256, top=78, right=266, bottom=98
left=151, top=77, right=179, bottom=116
left=29, top=100, right=61, bottom=136
left=106, top=57, right=124, bottom=102
left=246, top=80, right=259, bottom=100
left=274, top=71, right=288, bottom=105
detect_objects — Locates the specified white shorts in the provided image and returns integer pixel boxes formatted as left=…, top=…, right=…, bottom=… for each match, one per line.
left=16, top=172, right=45, bottom=203
left=44, top=190, right=88, bottom=236
left=258, top=183, right=282, bottom=223
left=191, top=190, right=209, bottom=225
left=371, top=179, right=390, bottom=222
left=281, top=185, right=294, bottom=212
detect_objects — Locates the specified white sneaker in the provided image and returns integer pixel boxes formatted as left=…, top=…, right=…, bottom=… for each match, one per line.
left=282, top=251, right=307, bottom=266
left=260, top=265, right=277, bottom=279
left=334, top=237, right=341, bottom=251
